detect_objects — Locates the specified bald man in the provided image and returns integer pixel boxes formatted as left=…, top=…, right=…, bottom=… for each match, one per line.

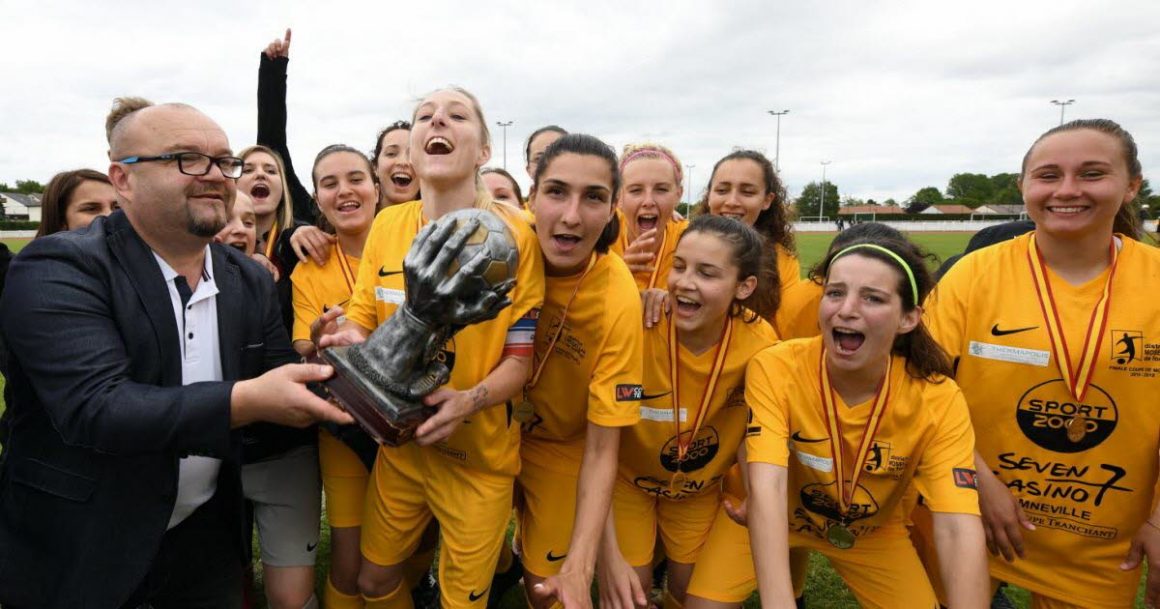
left=0, top=102, right=352, bottom=609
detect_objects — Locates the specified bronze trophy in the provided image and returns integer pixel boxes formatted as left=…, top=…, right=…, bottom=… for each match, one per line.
left=313, top=207, right=519, bottom=446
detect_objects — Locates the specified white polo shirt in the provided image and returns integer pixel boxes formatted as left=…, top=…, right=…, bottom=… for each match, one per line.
left=154, top=248, right=224, bottom=530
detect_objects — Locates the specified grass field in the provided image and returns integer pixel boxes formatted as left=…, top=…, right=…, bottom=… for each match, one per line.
left=0, top=233, right=1151, bottom=608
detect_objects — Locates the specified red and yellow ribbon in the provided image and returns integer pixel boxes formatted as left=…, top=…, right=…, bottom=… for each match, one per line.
left=818, top=350, right=892, bottom=517
left=1026, top=233, right=1119, bottom=402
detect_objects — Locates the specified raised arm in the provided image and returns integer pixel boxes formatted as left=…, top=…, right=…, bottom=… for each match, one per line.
left=256, top=28, right=315, bottom=223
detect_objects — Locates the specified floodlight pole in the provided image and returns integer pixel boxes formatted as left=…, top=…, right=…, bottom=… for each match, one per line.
left=1050, top=99, right=1075, bottom=125
left=820, top=160, right=832, bottom=219
left=767, top=109, right=790, bottom=172
left=496, top=120, right=514, bottom=169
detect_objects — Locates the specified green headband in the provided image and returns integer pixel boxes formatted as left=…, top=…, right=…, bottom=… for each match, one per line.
left=831, top=243, right=919, bottom=305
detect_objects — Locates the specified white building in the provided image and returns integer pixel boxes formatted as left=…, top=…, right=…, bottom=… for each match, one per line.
left=1, top=192, right=42, bottom=222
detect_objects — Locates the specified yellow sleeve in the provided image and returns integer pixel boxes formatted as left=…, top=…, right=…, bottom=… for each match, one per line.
left=775, top=279, right=821, bottom=340
left=290, top=265, right=320, bottom=344
left=775, top=244, right=801, bottom=287
left=587, top=261, right=644, bottom=427
left=925, top=254, right=975, bottom=362
left=344, top=211, right=391, bottom=332
left=744, top=347, right=791, bottom=467
left=911, top=383, right=980, bottom=515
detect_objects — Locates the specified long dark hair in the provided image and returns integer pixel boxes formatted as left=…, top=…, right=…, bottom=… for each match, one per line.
left=37, top=169, right=112, bottom=238
left=818, top=235, right=952, bottom=381
left=677, top=215, right=766, bottom=323
left=807, top=222, right=908, bottom=285
left=531, top=133, right=621, bottom=254
left=694, top=149, right=793, bottom=320
left=525, top=125, right=568, bottom=163
left=1020, top=118, right=1142, bottom=239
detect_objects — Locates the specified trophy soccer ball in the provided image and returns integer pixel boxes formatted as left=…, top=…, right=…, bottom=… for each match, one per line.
left=442, top=207, right=519, bottom=293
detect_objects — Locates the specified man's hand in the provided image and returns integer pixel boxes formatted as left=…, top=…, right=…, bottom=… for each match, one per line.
left=290, top=225, right=335, bottom=266
left=230, top=363, right=353, bottom=428
left=264, top=28, right=292, bottom=59
left=976, top=465, right=1034, bottom=561
left=414, top=386, right=478, bottom=445
left=622, top=228, right=657, bottom=275
left=532, top=569, right=593, bottom=609
left=1121, top=520, right=1160, bottom=607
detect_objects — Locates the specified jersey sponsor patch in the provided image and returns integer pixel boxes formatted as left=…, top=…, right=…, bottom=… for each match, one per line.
left=953, top=467, right=978, bottom=490
left=967, top=340, right=1050, bottom=367
left=794, top=449, right=833, bottom=473
left=615, top=384, right=645, bottom=401
left=374, top=286, right=405, bottom=305
left=640, top=406, right=686, bottom=422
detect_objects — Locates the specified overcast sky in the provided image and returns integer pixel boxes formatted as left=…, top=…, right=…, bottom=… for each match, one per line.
left=2, top=0, right=1158, bottom=203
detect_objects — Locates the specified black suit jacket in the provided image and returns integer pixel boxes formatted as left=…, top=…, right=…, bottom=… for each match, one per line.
left=0, top=211, right=297, bottom=608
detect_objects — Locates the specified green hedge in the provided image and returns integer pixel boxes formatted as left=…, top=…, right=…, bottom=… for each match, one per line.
left=0, top=221, right=39, bottom=230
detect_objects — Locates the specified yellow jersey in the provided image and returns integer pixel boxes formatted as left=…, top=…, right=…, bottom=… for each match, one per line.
left=610, top=209, right=688, bottom=292
left=618, top=312, right=778, bottom=500
left=522, top=253, right=644, bottom=471
left=926, top=233, right=1160, bottom=604
left=290, top=243, right=360, bottom=344
left=746, top=337, right=978, bottom=544
left=344, top=197, right=546, bottom=475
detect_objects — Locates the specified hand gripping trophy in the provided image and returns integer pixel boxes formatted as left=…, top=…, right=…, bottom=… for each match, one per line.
left=315, top=207, right=518, bottom=445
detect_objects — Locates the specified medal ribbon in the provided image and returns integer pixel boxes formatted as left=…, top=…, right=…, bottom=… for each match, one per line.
left=669, top=316, right=734, bottom=465
left=646, top=227, right=669, bottom=290
left=524, top=254, right=598, bottom=397
left=1026, top=233, right=1119, bottom=402
left=818, top=349, right=892, bottom=517
left=263, top=219, right=281, bottom=260
left=334, top=241, right=357, bottom=295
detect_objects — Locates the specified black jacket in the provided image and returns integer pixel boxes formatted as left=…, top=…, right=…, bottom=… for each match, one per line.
left=0, top=211, right=297, bottom=608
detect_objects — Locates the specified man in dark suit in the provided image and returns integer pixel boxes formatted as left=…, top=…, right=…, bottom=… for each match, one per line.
left=0, top=102, right=352, bottom=609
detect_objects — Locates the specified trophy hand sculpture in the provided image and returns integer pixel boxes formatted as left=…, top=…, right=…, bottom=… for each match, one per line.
left=314, top=207, right=519, bottom=446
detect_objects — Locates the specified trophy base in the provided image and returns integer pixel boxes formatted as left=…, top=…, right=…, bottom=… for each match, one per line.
left=310, top=347, right=432, bottom=447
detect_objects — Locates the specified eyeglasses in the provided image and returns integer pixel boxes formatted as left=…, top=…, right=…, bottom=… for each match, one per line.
left=117, top=152, right=245, bottom=179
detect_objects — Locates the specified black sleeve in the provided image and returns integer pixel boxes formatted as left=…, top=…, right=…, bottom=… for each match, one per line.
left=256, top=53, right=316, bottom=224
left=0, top=238, right=233, bottom=457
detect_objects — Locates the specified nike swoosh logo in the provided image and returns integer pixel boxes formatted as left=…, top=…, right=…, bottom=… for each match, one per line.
left=468, top=587, right=490, bottom=602
left=379, top=266, right=403, bottom=277
left=306, top=542, right=318, bottom=552
left=791, top=431, right=827, bottom=444
left=641, top=390, right=672, bottom=401
left=990, top=324, right=1038, bottom=337
left=546, top=550, right=567, bottom=562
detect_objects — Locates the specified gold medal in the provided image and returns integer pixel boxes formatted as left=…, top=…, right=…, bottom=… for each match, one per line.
left=825, top=524, right=856, bottom=550
left=513, top=400, right=535, bottom=423
left=1066, top=415, right=1087, bottom=443
left=669, top=471, right=687, bottom=492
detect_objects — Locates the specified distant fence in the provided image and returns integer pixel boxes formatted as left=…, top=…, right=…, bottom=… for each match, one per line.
left=795, top=219, right=1160, bottom=233
left=0, top=230, right=35, bottom=238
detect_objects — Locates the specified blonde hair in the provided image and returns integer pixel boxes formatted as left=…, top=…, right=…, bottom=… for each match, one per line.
left=238, top=145, right=294, bottom=234
left=620, top=142, right=683, bottom=185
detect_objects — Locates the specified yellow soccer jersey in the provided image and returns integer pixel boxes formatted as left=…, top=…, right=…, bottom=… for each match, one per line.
left=290, top=243, right=360, bottom=344
left=746, top=337, right=979, bottom=546
left=610, top=209, right=689, bottom=291
left=522, top=253, right=644, bottom=469
left=618, top=312, right=778, bottom=500
left=775, top=279, right=823, bottom=340
left=344, top=197, right=546, bottom=475
left=775, top=243, right=801, bottom=288
left=926, top=233, right=1160, bottom=604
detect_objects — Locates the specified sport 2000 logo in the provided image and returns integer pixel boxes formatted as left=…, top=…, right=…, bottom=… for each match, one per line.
left=1016, top=379, right=1117, bottom=453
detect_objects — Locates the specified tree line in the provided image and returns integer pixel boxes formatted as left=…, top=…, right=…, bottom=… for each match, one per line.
left=791, top=173, right=1159, bottom=219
